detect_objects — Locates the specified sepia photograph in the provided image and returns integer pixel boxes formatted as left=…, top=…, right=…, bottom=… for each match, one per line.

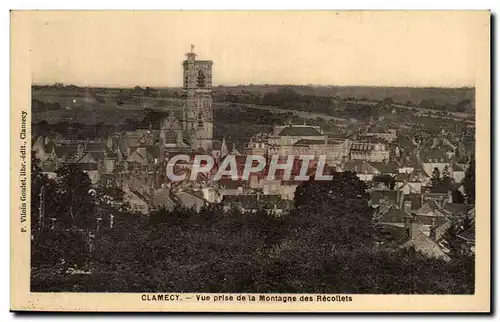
left=10, top=10, right=490, bottom=312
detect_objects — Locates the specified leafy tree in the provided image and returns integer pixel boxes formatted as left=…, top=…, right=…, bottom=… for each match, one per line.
left=55, top=164, right=95, bottom=228
left=442, top=220, right=473, bottom=258
left=439, top=165, right=453, bottom=191
left=462, top=156, right=475, bottom=204
left=429, top=167, right=441, bottom=189
left=294, top=171, right=369, bottom=209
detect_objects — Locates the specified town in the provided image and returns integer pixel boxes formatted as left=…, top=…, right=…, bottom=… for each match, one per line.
left=30, top=48, right=476, bottom=293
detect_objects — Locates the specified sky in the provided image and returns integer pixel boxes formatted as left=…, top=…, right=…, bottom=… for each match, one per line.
left=22, top=11, right=488, bottom=88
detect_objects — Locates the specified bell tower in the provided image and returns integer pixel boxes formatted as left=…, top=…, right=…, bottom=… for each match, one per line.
left=182, top=45, right=213, bottom=151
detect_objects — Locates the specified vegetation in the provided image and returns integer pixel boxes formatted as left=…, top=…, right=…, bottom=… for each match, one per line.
left=462, top=156, right=476, bottom=204
left=429, top=166, right=453, bottom=193
left=31, top=164, right=474, bottom=294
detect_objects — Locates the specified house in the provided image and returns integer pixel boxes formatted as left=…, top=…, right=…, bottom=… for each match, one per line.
left=377, top=207, right=407, bottom=227
left=123, top=188, right=150, bottom=214
left=376, top=214, right=450, bottom=261
left=451, top=162, right=467, bottom=183
left=343, top=160, right=380, bottom=181
left=222, top=194, right=293, bottom=215
left=212, top=136, right=239, bottom=159
left=442, top=203, right=472, bottom=218
left=81, top=163, right=101, bottom=184
left=421, top=191, right=453, bottom=207
left=370, top=161, right=399, bottom=177
left=218, top=179, right=245, bottom=196
left=152, top=188, right=177, bottom=211
left=394, top=171, right=425, bottom=195
left=400, top=214, right=451, bottom=261
left=370, top=189, right=404, bottom=208
left=457, top=225, right=475, bottom=253
left=415, top=200, right=446, bottom=217
left=201, top=187, right=222, bottom=203
left=176, top=190, right=207, bottom=212
left=419, top=149, right=453, bottom=177
left=349, top=138, right=390, bottom=163
left=401, top=193, right=423, bottom=213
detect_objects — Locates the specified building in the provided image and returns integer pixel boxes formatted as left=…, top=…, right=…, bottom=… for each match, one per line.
left=150, top=47, right=214, bottom=154
left=180, top=46, right=214, bottom=151
left=350, top=137, right=390, bottom=163
left=266, top=124, right=351, bottom=165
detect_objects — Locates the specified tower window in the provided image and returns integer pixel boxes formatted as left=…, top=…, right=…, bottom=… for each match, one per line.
left=198, top=112, right=204, bottom=128
left=197, top=70, right=206, bottom=88
left=184, top=76, right=188, bottom=88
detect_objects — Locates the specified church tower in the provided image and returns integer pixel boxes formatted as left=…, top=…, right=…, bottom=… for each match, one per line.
left=182, top=45, right=213, bottom=151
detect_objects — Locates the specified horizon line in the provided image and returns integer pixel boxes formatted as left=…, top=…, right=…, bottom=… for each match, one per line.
left=31, top=82, right=475, bottom=90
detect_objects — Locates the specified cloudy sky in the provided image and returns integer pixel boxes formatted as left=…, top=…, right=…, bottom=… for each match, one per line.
left=21, top=11, right=487, bottom=87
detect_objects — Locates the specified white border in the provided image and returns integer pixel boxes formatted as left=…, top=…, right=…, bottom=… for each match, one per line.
left=3, top=1, right=498, bottom=321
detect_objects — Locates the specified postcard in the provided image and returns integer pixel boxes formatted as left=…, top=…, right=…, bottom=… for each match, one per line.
left=10, top=10, right=490, bottom=312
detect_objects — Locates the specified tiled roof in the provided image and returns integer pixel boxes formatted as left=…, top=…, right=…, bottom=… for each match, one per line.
left=375, top=224, right=409, bottom=246
left=152, top=188, right=176, bottom=209
left=401, top=229, right=450, bottom=261
left=414, top=214, right=448, bottom=227
left=457, top=226, right=475, bottom=242
left=81, top=163, right=99, bottom=171
left=442, top=203, right=470, bottom=216
left=420, top=149, right=451, bottom=163
left=176, top=191, right=206, bottom=211
left=414, top=200, right=442, bottom=216
left=89, top=151, right=106, bottom=161
left=370, top=161, right=398, bottom=174
left=344, top=160, right=380, bottom=175
left=54, top=145, right=79, bottom=158
left=293, top=139, right=326, bottom=146
left=379, top=208, right=407, bottom=223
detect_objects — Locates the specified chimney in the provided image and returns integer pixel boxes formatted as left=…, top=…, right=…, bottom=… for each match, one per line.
left=404, top=214, right=420, bottom=240
left=77, top=144, right=84, bottom=158
left=403, top=200, right=412, bottom=213
left=137, top=147, right=147, bottom=158
left=447, top=190, right=453, bottom=204
left=96, top=217, right=102, bottom=232
left=107, top=136, right=114, bottom=151
left=429, top=217, right=437, bottom=241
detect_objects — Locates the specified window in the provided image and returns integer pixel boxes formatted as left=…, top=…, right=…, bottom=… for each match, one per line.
left=198, top=112, right=204, bottom=128
left=197, top=70, right=206, bottom=87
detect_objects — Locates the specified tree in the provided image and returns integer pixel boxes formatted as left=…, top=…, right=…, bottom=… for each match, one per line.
left=31, top=154, right=47, bottom=230
left=440, top=165, right=453, bottom=191
left=294, top=171, right=369, bottom=209
left=429, top=167, right=441, bottom=191
left=462, top=156, right=475, bottom=204
left=55, top=164, right=95, bottom=228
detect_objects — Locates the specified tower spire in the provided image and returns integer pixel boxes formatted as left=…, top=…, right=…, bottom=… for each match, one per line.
left=186, top=44, right=197, bottom=60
